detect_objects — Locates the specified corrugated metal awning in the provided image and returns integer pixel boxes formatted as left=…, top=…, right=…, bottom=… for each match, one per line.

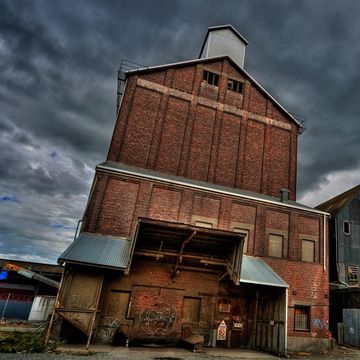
left=240, top=255, right=288, bottom=288
left=58, top=233, right=131, bottom=270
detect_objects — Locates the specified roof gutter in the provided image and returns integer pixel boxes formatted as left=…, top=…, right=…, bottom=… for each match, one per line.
left=96, top=163, right=330, bottom=217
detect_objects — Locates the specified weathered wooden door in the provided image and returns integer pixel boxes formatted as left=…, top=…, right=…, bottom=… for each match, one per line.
left=255, top=290, right=286, bottom=355
left=56, top=269, right=103, bottom=338
left=229, top=298, right=249, bottom=348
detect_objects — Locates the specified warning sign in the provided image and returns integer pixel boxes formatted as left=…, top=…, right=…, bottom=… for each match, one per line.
left=217, top=320, right=227, bottom=340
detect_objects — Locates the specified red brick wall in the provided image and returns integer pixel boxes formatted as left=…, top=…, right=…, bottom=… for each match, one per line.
left=83, top=172, right=328, bottom=340
left=105, top=261, right=219, bottom=342
left=107, top=58, right=299, bottom=200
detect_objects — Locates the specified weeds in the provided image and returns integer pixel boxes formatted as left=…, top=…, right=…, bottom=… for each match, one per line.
left=0, top=332, right=46, bottom=353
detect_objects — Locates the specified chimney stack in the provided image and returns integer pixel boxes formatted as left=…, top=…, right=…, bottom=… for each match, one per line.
left=280, top=188, right=290, bottom=202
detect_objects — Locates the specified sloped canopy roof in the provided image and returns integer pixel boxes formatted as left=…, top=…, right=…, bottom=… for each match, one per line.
left=240, top=255, right=288, bottom=288
left=58, top=233, right=132, bottom=270
left=316, top=184, right=360, bottom=216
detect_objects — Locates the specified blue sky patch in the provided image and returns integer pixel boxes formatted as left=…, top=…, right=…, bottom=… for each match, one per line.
left=51, top=223, right=75, bottom=230
left=0, top=195, right=20, bottom=204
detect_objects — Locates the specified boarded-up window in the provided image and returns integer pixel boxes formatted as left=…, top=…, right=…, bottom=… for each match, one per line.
left=105, top=290, right=130, bottom=318
left=269, top=234, right=283, bottom=258
left=302, top=240, right=315, bottom=263
left=182, top=297, right=201, bottom=323
left=234, top=228, right=249, bottom=253
left=294, top=306, right=310, bottom=331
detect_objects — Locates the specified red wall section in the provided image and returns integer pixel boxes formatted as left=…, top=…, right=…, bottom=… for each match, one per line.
left=97, top=178, right=139, bottom=236
left=155, top=97, right=189, bottom=174
left=119, top=87, right=161, bottom=167
left=148, top=186, right=182, bottom=222
left=108, top=58, right=299, bottom=200
left=242, top=120, right=265, bottom=193
left=186, top=105, right=216, bottom=181
left=215, top=112, right=241, bottom=187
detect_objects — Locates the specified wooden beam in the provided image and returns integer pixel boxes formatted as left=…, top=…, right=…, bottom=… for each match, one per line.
left=134, top=249, right=225, bottom=263
left=173, top=231, right=196, bottom=277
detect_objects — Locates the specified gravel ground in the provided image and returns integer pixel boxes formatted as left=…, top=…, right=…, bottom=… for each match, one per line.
left=1, top=346, right=360, bottom=360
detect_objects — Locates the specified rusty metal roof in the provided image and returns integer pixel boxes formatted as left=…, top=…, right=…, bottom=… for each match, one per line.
left=240, top=255, right=288, bottom=288
left=316, top=184, right=360, bottom=217
left=58, top=233, right=131, bottom=270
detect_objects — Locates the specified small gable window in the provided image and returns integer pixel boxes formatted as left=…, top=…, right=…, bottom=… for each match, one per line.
left=227, top=78, right=243, bottom=94
left=203, top=70, right=219, bottom=86
left=343, top=221, right=350, bottom=235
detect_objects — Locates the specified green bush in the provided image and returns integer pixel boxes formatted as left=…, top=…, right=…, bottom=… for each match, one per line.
left=0, top=332, right=45, bottom=353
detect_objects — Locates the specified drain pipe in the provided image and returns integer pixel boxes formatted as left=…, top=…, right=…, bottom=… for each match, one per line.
left=323, top=214, right=327, bottom=271
left=285, top=288, right=288, bottom=356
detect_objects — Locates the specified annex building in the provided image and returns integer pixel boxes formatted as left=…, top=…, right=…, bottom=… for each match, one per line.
left=49, top=25, right=331, bottom=355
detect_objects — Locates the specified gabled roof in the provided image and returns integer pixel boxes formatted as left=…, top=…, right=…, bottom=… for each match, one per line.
left=125, top=55, right=302, bottom=129
left=316, top=184, right=360, bottom=216
left=198, top=24, right=249, bottom=58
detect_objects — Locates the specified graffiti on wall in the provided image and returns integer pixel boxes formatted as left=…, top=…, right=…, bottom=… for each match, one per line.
left=312, top=318, right=328, bottom=330
left=97, top=327, right=117, bottom=343
left=139, top=303, right=176, bottom=336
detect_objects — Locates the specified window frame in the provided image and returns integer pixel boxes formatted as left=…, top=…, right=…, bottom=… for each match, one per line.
left=202, top=70, right=219, bottom=86
left=301, top=239, right=315, bottom=263
left=269, top=233, right=283, bottom=258
left=294, top=305, right=310, bottom=332
left=227, top=78, right=244, bottom=94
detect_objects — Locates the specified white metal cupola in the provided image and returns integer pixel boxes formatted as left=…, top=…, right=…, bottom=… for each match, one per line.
left=199, top=24, right=249, bottom=68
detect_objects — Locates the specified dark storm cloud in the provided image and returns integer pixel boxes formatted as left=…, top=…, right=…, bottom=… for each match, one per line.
left=1, top=0, right=359, bottom=262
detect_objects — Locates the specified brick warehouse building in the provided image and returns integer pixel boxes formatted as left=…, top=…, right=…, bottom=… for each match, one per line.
left=48, top=25, right=330, bottom=354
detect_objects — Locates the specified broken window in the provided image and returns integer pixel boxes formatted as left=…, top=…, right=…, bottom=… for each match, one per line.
left=294, top=306, right=310, bottom=331
left=227, top=78, right=243, bottom=93
left=269, top=234, right=283, bottom=258
left=182, top=297, right=201, bottom=323
left=203, top=70, right=219, bottom=86
left=348, top=264, right=358, bottom=282
left=302, top=239, right=315, bottom=263
left=343, top=221, right=350, bottom=235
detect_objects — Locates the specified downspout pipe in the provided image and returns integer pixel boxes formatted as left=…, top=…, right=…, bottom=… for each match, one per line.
left=285, top=288, right=288, bottom=356
left=324, top=214, right=327, bottom=271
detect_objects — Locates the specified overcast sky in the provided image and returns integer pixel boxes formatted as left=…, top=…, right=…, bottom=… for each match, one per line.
left=1, top=0, right=360, bottom=264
